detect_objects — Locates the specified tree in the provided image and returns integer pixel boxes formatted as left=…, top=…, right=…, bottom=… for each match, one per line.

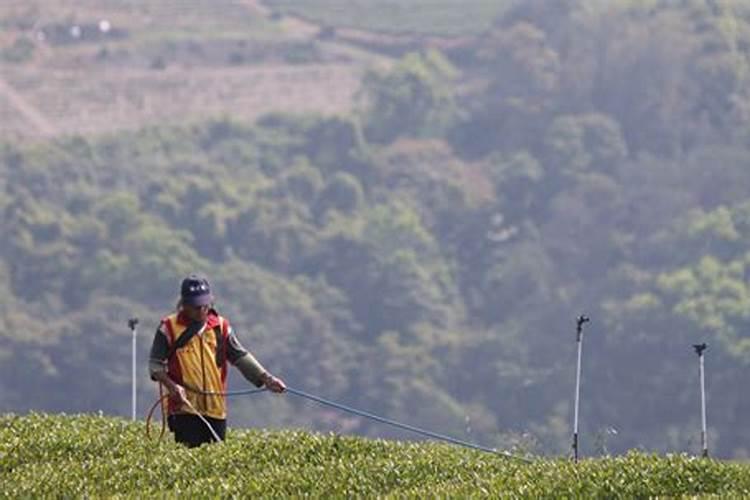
left=451, top=21, right=561, bottom=158
left=317, top=172, right=364, bottom=215
left=544, top=113, right=627, bottom=178
left=359, top=50, right=458, bottom=144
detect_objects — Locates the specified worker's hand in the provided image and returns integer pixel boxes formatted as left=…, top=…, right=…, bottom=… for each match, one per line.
left=262, top=373, right=286, bottom=393
left=170, top=384, right=190, bottom=407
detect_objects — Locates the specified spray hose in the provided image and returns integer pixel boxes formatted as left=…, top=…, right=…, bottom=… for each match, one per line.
left=146, top=384, right=531, bottom=463
left=145, top=384, right=267, bottom=441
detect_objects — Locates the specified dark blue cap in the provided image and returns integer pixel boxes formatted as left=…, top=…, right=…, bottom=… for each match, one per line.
left=180, top=274, right=214, bottom=306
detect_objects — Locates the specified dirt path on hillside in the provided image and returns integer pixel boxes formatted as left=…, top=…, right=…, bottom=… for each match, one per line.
left=0, top=76, right=56, bottom=136
left=244, top=0, right=393, bottom=69
left=242, top=0, right=320, bottom=39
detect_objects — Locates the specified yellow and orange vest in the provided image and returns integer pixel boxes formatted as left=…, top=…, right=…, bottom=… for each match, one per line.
left=162, top=312, right=229, bottom=419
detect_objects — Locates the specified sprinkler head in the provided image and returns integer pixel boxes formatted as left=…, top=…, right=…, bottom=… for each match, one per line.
left=692, top=343, right=707, bottom=355
left=128, top=318, right=139, bottom=330
left=576, top=315, right=590, bottom=331
left=575, top=315, right=590, bottom=340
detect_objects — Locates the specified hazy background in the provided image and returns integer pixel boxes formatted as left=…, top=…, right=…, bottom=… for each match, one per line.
left=1, top=0, right=749, bottom=458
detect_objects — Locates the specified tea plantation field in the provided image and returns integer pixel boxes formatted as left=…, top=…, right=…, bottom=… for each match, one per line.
left=1, top=413, right=749, bottom=498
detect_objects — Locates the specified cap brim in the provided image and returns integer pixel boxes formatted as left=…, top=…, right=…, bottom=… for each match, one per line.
left=183, top=294, right=214, bottom=306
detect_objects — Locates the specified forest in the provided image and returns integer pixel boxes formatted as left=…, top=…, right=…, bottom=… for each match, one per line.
left=1, top=0, right=749, bottom=458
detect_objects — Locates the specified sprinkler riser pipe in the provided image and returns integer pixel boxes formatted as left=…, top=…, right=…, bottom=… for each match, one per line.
left=699, top=352, right=708, bottom=458
left=128, top=318, right=139, bottom=422
left=572, top=315, right=588, bottom=463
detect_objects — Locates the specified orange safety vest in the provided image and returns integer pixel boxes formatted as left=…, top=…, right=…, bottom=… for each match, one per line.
left=162, top=312, right=229, bottom=419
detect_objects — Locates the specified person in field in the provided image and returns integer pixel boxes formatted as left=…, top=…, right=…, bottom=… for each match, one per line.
left=148, top=274, right=286, bottom=447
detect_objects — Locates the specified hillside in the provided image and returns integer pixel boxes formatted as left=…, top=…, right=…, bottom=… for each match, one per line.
left=1, top=413, right=749, bottom=498
left=0, top=0, right=525, bottom=140
left=0, top=0, right=374, bottom=139
left=1, top=0, right=750, bottom=461
left=266, top=0, right=515, bottom=36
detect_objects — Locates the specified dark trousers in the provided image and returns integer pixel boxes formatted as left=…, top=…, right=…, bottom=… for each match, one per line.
left=168, top=414, right=226, bottom=448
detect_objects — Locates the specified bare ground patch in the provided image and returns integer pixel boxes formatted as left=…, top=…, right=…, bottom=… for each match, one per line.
left=0, top=64, right=362, bottom=138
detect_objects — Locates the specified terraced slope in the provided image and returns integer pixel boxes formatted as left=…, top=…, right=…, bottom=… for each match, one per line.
left=0, top=0, right=370, bottom=139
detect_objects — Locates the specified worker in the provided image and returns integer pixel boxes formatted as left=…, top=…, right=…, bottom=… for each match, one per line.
left=149, top=274, right=286, bottom=447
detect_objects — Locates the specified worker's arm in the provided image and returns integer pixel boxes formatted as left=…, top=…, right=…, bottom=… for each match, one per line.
left=148, top=323, right=189, bottom=405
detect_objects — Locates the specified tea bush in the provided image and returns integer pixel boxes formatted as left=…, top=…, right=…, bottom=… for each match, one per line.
left=1, top=413, right=749, bottom=498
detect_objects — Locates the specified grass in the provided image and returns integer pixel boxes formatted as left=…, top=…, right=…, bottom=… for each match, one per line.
left=1, top=413, right=749, bottom=498
left=267, top=0, right=516, bottom=36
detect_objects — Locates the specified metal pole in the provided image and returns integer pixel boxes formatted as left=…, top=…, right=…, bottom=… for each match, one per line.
left=573, top=315, right=589, bottom=463
left=128, top=318, right=139, bottom=421
left=693, top=343, right=708, bottom=458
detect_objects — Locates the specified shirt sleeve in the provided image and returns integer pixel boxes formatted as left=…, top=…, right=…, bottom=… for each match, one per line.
left=225, top=323, right=249, bottom=364
left=148, top=322, right=169, bottom=380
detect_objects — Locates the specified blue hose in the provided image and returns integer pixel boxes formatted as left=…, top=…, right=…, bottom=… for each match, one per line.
left=283, top=386, right=531, bottom=463
left=196, top=384, right=531, bottom=462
